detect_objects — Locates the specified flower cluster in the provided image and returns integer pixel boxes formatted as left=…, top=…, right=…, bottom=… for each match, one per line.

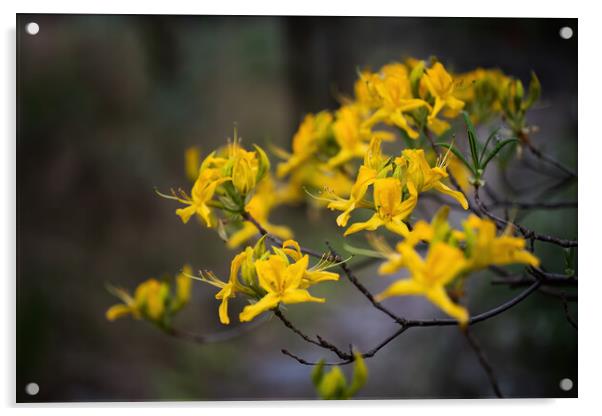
left=197, top=237, right=340, bottom=324
left=106, top=56, right=549, bottom=398
left=372, top=207, right=540, bottom=325
left=157, top=131, right=292, bottom=249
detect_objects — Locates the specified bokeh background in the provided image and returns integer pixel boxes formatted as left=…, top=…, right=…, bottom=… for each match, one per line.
left=17, top=15, right=577, bottom=402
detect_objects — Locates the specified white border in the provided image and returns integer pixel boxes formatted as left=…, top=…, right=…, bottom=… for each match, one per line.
left=2, top=0, right=600, bottom=414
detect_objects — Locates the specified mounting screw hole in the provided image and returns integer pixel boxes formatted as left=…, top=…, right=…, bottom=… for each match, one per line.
left=559, top=26, right=573, bottom=40
left=559, top=378, right=573, bottom=391
left=25, top=382, right=39, bottom=396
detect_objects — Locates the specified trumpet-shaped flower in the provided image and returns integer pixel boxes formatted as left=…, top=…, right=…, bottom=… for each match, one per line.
left=276, top=111, right=333, bottom=178
left=363, top=67, right=429, bottom=139
left=106, top=278, right=170, bottom=322
left=327, top=136, right=388, bottom=226
left=239, top=254, right=325, bottom=322
left=329, top=105, right=393, bottom=168
left=281, top=240, right=340, bottom=287
left=377, top=242, right=469, bottom=325
left=397, top=149, right=468, bottom=210
left=344, top=177, right=417, bottom=237
left=421, top=62, right=465, bottom=134
left=174, top=167, right=230, bottom=226
left=461, top=215, right=540, bottom=270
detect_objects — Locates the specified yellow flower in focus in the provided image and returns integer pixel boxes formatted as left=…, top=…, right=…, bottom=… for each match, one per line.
left=174, top=167, right=230, bottom=227
left=239, top=254, right=325, bottom=322
left=106, top=278, right=170, bottom=323
left=276, top=111, right=333, bottom=178
left=281, top=240, right=340, bottom=287
left=344, top=177, right=416, bottom=237
left=460, top=215, right=540, bottom=270
left=327, top=136, right=387, bottom=227
left=376, top=242, right=469, bottom=325
left=397, top=149, right=468, bottom=210
left=421, top=62, right=465, bottom=134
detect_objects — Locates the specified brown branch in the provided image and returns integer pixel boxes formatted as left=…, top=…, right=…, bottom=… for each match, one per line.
left=474, top=188, right=577, bottom=248
left=464, top=329, right=504, bottom=398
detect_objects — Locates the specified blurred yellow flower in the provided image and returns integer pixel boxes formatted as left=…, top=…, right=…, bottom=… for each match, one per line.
left=106, top=278, right=169, bottom=322
left=421, top=62, right=465, bottom=134
left=185, top=146, right=201, bottom=182
left=276, top=111, right=333, bottom=178
left=460, top=215, right=540, bottom=270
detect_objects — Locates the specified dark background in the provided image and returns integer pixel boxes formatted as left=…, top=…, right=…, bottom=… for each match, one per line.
left=17, top=15, right=577, bottom=401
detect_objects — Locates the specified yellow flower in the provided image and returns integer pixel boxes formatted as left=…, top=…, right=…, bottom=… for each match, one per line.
left=363, top=66, right=429, bottom=139
left=106, top=278, right=170, bottom=322
left=421, top=62, right=465, bottom=134
left=171, top=264, right=193, bottom=312
left=376, top=242, right=469, bottom=325
left=281, top=240, right=340, bottom=287
left=276, top=111, right=333, bottom=178
left=372, top=206, right=452, bottom=275
left=327, top=136, right=387, bottom=227
left=174, top=167, right=230, bottom=226
left=344, top=177, right=417, bottom=237
left=239, top=254, right=325, bottom=322
left=227, top=176, right=293, bottom=248
left=461, top=215, right=540, bottom=270
left=397, top=149, right=468, bottom=210
left=329, top=105, right=393, bottom=168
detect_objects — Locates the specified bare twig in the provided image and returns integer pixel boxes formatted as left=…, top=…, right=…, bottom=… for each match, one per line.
left=464, top=329, right=504, bottom=398
left=474, top=188, right=577, bottom=248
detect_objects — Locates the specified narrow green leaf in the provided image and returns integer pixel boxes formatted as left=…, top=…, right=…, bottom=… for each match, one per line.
left=462, top=111, right=480, bottom=170
left=481, top=139, right=519, bottom=170
left=479, top=127, right=501, bottom=165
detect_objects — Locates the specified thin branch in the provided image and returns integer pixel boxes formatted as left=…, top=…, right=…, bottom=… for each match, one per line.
left=325, top=242, right=408, bottom=326
left=474, top=188, right=577, bottom=248
left=561, top=292, right=578, bottom=330
left=525, top=141, right=577, bottom=178
left=464, top=329, right=504, bottom=398
left=282, top=281, right=542, bottom=366
left=273, top=308, right=352, bottom=360
left=166, top=315, right=268, bottom=344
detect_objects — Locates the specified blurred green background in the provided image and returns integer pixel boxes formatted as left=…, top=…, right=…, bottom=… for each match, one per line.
left=17, top=15, right=577, bottom=401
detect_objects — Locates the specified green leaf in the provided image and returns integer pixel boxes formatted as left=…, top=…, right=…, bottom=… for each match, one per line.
left=479, top=127, right=501, bottom=165
left=253, top=144, right=271, bottom=183
left=462, top=111, right=481, bottom=170
left=311, top=359, right=325, bottom=387
left=347, top=351, right=368, bottom=397
left=436, top=142, right=477, bottom=177
left=522, top=71, right=541, bottom=111
left=317, top=366, right=347, bottom=399
left=481, top=139, right=519, bottom=170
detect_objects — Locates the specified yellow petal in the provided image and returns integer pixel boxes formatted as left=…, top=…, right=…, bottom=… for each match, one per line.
left=239, top=293, right=280, bottom=322
left=425, top=286, right=469, bottom=325
left=376, top=279, right=424, bottom=301
left=106, top=304, right=132, bottom=321
left=344, top=213, right=385, bottom=236
left=175, top=205, right=196, bottom=224
left=433, top=181, right=468, bottom=209
left=281, top=289, right=325, bottom=305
